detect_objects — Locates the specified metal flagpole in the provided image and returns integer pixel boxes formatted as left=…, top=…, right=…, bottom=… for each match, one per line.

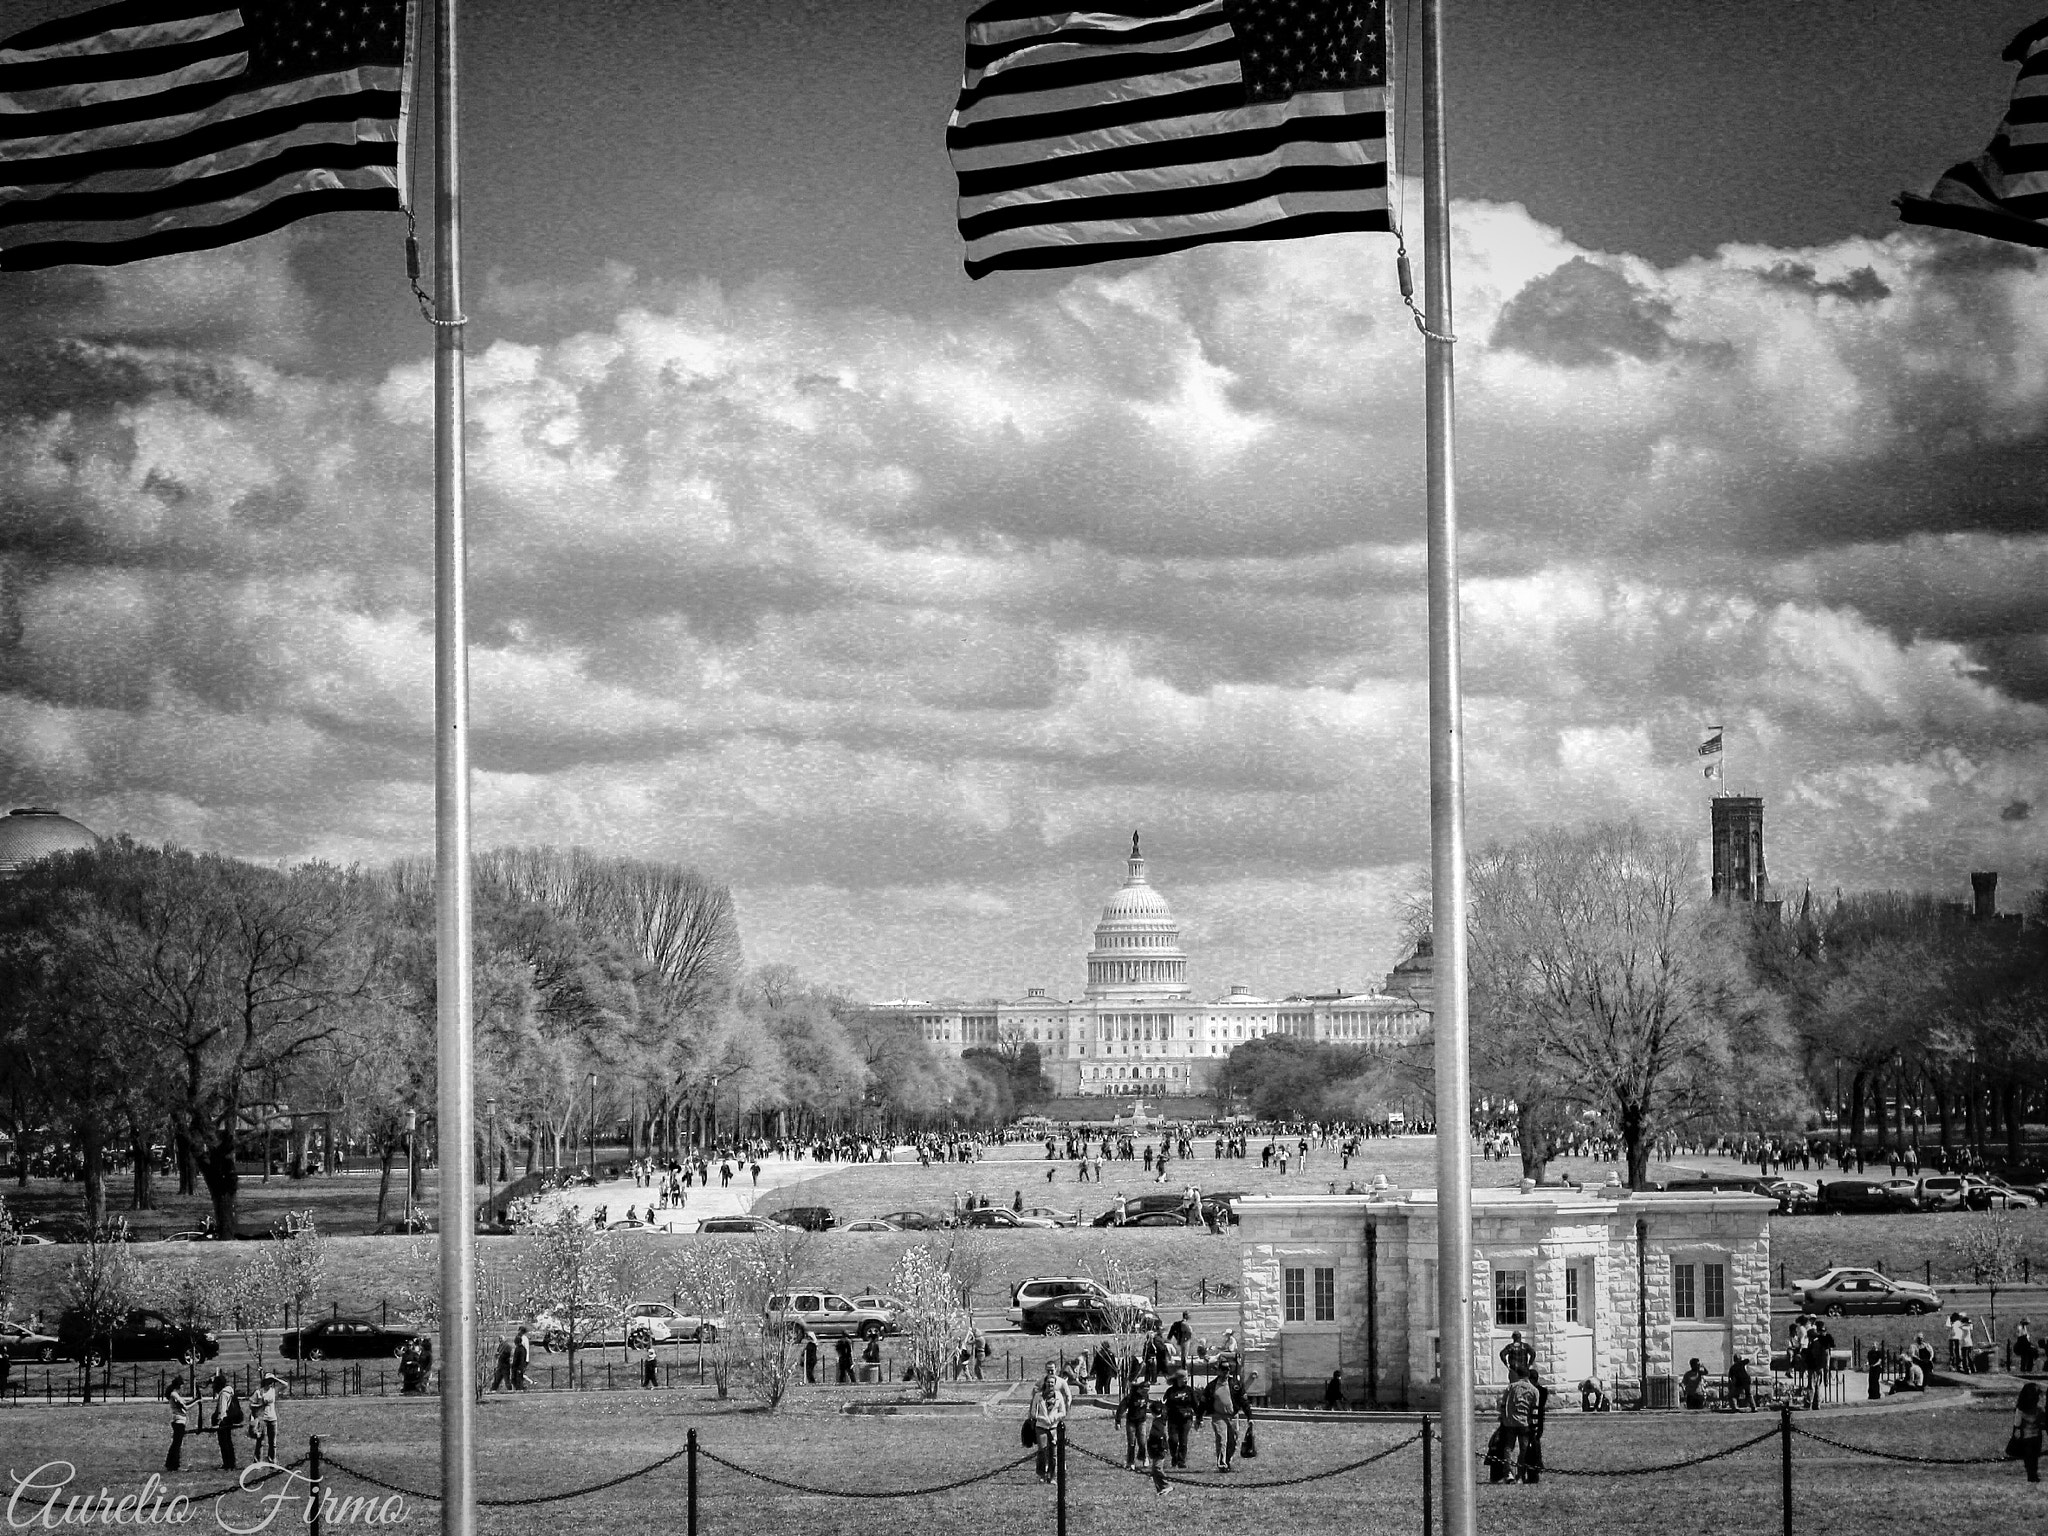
left=430, top=0, right=476, bottom=1533
left=1419, top=0, right=1476, bottom=1532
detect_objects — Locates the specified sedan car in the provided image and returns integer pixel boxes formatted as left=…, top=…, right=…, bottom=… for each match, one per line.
left=1966, top=1179, right=2040, bottom=1211
left=693, top=1216, right=794, bottom=1234
left=1793, top=1267, right=1941, bottom=1316
left=0, top=1320, right=62, bottom=1362
left=845, top=1293, right=907, bottom=1317
left=3, top=1232, right=55, bottom=1246
left=602, top=1218, right=661, bottom=1233
left=1024, top=1293, right=1162, bottom=1337
left=1022, top=1207, right=1079, bottom=1228
left=618, top=1301, right=719, bottom=1345
left=281, top=1317, right=418, bottom=1361
left=875, top=1210, right=949, bottom=1232
left=961, top=1207, right=1057, bottom=1230
left=839, top=1219, right=901, bottom=1233
left=1761, top=1180, right=1820, bottom=1214
left=55, top=1309, right=218, bottom=1364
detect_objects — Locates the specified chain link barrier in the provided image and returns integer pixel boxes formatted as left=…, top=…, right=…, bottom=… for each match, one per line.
left=1068, top=1429, right=1423, bottom=1489
left=322, top=1444, right=697, bottom=1507
left=697, top=1445, right=1037, bottom=1499
left=1489, top=1426, right=1780, bottom=1478
left=1790, top=1424, right=2010, bottom=1467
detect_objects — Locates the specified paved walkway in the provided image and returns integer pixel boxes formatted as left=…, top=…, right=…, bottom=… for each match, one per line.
left=541, top=1155, right=862, bottom=1232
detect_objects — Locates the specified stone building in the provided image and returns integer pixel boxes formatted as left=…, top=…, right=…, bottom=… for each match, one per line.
left=1235, top=1186, right=1774, bottom=1408
left=861, top=836, right=1432, bottom=1097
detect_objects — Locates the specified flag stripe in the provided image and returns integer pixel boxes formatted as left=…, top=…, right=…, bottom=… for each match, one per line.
left=2, top=78, right=399, bottom=188
left=963, top=155, right=1383, bottom=240
left=0, top=23, right=244, bottom=94
left=949, top=80, right=1247, bottom=153
left=966, top=10, right=1222, bottom=78
left=964, top=205, right=1386, bottom=278
left=958, top=36, right=1239, bottom=111
left=0, top=177, right=395, bottom=268
left=1, top=0, right=232, bottom=54
left=968, top=0, right=1210, bottom=27
left=0, top=133, right=393, bottom=229
left=957, top=105, right=1382, bottom=196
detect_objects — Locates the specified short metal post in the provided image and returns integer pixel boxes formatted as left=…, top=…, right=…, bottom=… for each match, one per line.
left=1055, top=1422, right=1067, bottom=1536
left=686, top=1428, right=697, bottom=1536
left=309, top=1435, right=324, bottom=1536
left=1779, top=1403, right=1793, bottom=1536
left=1421, top=1414, right=1433, bottom=1536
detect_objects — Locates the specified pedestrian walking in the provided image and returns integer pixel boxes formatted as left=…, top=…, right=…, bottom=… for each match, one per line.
left=490, top=1335, right=512, bottom=1391
left=1200, top=1364, right=1245, bottom=1470
left=803, top=1331, right=819, bottom=1384
left=642, top=1342, right=659, bottom=1388
left=210, top=1373, right=243, bottom=1471
left=1116, top=1375, right=1152, bottom=1471
left=1163, top=1370, right=1198, bottom=1468
left=164, top=1375, right=191, bottom=1472
left=1031, top=1363, right=1072, bottom=1485
left=1497, top=1369, right=1539, bottom=1483
left=250, top=1372, right=282, bottom=1463
left=2016, top=1319, right=2038, bottom=1375
left=1092, top=1340, right=1115, bottom=1397
left=2012, top=1382, right=2045, bottom=1482
left=1866, top=1347, right=1883, bottom=1401
left=836, top=1336, right=856, bottom=1385
left=512, top=1326, right=531, bottom=1390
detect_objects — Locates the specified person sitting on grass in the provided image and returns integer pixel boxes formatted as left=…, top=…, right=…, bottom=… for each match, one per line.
left=1727, top=1355, right=1755, bottom=1411
left=1578, top=1378, right=1611, bottom=1413
left=1890, top=1356, right=1926, bottom=1394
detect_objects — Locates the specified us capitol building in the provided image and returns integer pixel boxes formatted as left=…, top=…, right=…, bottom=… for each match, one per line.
left=862, top=836, right=1433, bottom=1098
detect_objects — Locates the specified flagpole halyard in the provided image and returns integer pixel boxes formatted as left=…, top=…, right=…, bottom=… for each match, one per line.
left=430, top=0, right=476, bottom=1533
left=1419, top=0, right=1476, bottom=1532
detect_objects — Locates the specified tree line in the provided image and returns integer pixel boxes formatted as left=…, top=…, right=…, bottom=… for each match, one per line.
left=0, top=841, right=1014, bottom=1236
left=1217, top=820, right=2047, bottom=1188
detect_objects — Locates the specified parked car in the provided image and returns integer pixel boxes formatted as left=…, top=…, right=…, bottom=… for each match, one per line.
left=1024, top=1292, right=1162, bottom=1337
left=874, top=1210, right=949, bottom=1231
left=763, top=1291, right=896, bottom=1341
left=1877, top=1179, right=1923, bottom=1211
left=1792, top=1266, right=1941, bottom=1316
left=1007, top=1276, right=1156, bottom=1332
left=1815, top=1179, right=1919, bottom=1214
left=1965, top=1179, right=2040, bottom=1211
left=0, top=1320, right=62, bottom=1362
left=620, top=1301, right=719, bottom=1345
left=844, top=1293, right=908, bottom=1317
left=693, top=1216, right=794, bottom=1234
left=154, top=1231, right=216, bottom=1244
left=840, top=1219, right=901, bottom=1233
left=761, top=1207, right=836, bottom=1232
left=2, top=1232, right=55, bottom=1246
left=961, top=1207, right=1057, bottom=1230
left=55, top=1308, right=219, bottom=1364
left=280, top=1317, right=419, bottom=1361
left=1091, top=1193, right=1203, bottom=1227
left=1022, top=1206, right=1079, bottom=1228
left=1916, top=1175, right=1987, bottom=1212
left=1761, top=1180, right=1820, bottom=1214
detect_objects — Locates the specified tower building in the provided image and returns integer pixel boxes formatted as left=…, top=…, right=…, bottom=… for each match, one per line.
left=1709, top=795, right=1768, bottom=902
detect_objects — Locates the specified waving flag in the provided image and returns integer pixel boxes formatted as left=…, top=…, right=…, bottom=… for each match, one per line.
left=0, top=0, right=410, bottom=271
left=949, top=0, right=1391, bottom=279
left=1898, top=16, right=2048, bottom=249
left=1699, top=727, right=1724, bottom=781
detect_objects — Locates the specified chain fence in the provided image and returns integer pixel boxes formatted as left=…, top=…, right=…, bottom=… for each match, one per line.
left=1790, top=1422, right=2011, bottom=1467
left=1068, top=1427, right=1422, bottom=1489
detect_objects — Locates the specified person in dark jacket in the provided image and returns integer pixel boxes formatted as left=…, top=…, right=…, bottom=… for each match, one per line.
left=1199, top=1365, right=1246, bottom=1470
left=1093, top=1340, right=1116, bottom=1397
left=836, top=1336, right=856, bottom=1384
left=1115, top=1377, right=1163, bottom=1489
left=1162, top=1371, right=1199, bottom=1468
left=164, top=1376, right=191, bottom=1472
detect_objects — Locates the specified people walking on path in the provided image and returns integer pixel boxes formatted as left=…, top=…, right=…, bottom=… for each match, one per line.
left=490, top=1335, right=512, bottom=1391
left=1200, top=1363, right=1245, bottom=1470
left=1116, top=1375, right=1154, bottom=1477
left=1031, top=1363, right=1071, bottom=1485
left=1162, top=1370, right=1198, bottom=1468
left=836, top=1336, right=855, bottom=1385
left=642, top=1342, right=659, bottom=1388
left=512, top=1326, right=531, bottom=1390
left=164, top=1376, right=191, bottom=1472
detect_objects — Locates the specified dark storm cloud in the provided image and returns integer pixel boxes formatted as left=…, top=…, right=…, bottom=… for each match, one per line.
left=1755, top=262, right=1892, bottom=303
left=1490, top=257, right=1679, bottom=367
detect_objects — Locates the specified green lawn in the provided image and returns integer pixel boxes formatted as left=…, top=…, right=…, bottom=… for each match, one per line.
left=0, top=1387, right=2037, bottom=1534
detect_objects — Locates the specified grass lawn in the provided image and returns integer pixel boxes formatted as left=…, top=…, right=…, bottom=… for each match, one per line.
left=0, top=1387, right=2037, bottom=1535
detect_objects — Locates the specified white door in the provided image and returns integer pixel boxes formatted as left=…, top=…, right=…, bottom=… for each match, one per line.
left=1558, top=1260, right=1595, bottom=1391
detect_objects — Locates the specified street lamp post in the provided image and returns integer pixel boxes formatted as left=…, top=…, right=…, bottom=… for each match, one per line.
left=709, top=1074, right=721, bottom=1151
left=484, top=1098, right=497, bottom=1225
left=587, top=1072, right=598, bottom=1182
left=406, top=1108, right=419, bottom=1219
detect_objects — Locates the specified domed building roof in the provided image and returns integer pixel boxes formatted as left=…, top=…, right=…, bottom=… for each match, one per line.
left=0, top=807, right=100, bottom=877
left=1084, top=833, right=1191, bottom=1001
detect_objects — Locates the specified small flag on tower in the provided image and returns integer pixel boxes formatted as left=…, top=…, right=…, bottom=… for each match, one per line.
left=1898, top=16, right=2048, bottom=250
left=0, top=0, right=411, bottom=271
left=948, top=0, right=1391, bottom=279
left=1699, top=726, right=1724, bottom=781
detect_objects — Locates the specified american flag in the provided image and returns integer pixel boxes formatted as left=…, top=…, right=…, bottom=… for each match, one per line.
left=949, top=0, right=1390, bottom=280
left=1899, top=16, right=2048, bottom=250
left=0, top=0, right=409, bottom=271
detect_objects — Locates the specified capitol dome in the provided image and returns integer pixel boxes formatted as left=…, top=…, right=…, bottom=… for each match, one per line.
left=1084, top=833, right=1191, bottom=1001
left=0, top=807, right=101, bottom=878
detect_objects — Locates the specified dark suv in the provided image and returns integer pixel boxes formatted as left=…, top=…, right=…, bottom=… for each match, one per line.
left=761, top=1206, right=836, bottom=1232
left=57, top=1309, right=219, bottom=1364
left=1815, top=1179, right=1917, bottom=1215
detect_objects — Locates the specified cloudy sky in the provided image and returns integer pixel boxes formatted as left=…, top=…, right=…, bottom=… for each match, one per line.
left=3, top=1, right=2046, bottom=1003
